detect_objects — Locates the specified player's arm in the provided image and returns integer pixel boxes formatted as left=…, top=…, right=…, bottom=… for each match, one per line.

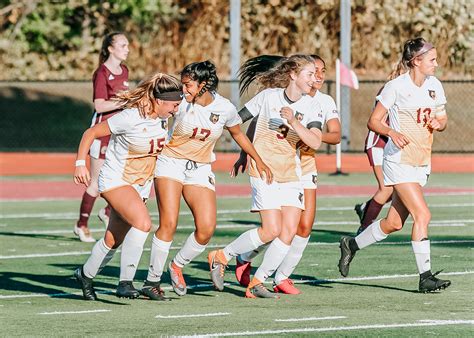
left=94, top=98, right=123, bottom=113
left=428, top=108, right=448, bottom=132
left=74, top=121, right=111, bottom=186
left=322, top=118, right=341, bottom=145
left=230, top=116, right=258, bottom=177
left=368, top=101, right=409, bottom=149
left=227, top=124, right=273, bottom=184
left=280, top=107, right=322, bottom=150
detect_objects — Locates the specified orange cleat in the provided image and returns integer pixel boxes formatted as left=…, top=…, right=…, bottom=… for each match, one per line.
left=273, top=279, right=301, bottom=295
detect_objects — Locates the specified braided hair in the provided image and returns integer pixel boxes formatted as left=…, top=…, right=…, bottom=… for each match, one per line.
left=180, top=60, right=219, bottom=98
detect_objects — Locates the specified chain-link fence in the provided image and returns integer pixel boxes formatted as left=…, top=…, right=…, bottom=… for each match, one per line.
left=0, top=80, right=472, bottom=152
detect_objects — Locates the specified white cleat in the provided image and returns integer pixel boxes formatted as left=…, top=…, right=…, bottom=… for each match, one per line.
left=74, top=225, right=96, bottom=243
left=98, top=208, right=110, bottom=229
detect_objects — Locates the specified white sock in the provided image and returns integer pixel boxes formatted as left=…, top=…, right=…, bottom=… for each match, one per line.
left=355, top=220, right=388, bottom=249
left=240, top=243, right=269, bottom=262
left=83, top=238, right=116, bottom=279
left=173, top=232, right=206, bottom=268
left=147, top=235, right=172, bottom=282
left=119, top=227, right=148, bottom=281
left=223, top=228, right=265, bottom=262
left=254, top=238, right=290, bottom=283
left=274, top=235, right=310, bottom=284
left=412, top=240, right=431, bottom=274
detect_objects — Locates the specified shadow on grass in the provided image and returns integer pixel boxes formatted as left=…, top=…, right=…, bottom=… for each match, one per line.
left=0, top=231, right=78, bottom=241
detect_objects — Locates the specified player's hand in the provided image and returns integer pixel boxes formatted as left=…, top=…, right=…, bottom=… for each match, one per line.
left=256, top=160, right=273, bottom=184
left=230, top=153, right=248, bottom=178
left=388, top=129, right=410, bottom=149
left=74, top=166, right=91, bottom=187
left=427, top=117, right=441, bottom=132
left=280, top=107, right=296, bottom=124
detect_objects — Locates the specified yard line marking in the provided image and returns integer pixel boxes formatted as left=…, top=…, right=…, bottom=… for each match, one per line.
left=1, top=201, right=473, bottom=219
left=0, top=271, right=472, bottom=299
left=38, top=309, right=110, bottom=315
left=275, top=316, right=346, bottom=322
left=1, top=240, right=473, bottom=260
left=155, top=312, right=230, bottom=319
left=181, top=320, right=474, bottom=337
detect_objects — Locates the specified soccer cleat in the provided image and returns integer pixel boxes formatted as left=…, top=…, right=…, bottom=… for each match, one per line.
left=354, top=202, right=366, bottom=224
left=356, top=225, right=367, bottom=236
left=116, top=281, right=140, bottom=299
left=140, top=280, right=170, bottom=301
left=273, top=279, right=301, bottom=295
left=338, top=236, right=357, bottom=277
left=419, top=270, right=451, bottom=293
left=168, top=261, right=187, bottom=296
left=208, top=249, right=228, bottom=291
left=74, top=267, right=97, bottom=301
left=235, top=256, right=251, bottom=287
left=74, top=225, right=96, bottom=243
left=97, top=208, right=110, bottom=229
left=245, top=283, right=280, bottom=299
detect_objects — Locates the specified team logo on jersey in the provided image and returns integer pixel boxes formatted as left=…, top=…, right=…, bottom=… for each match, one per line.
left=161, top=120, right=168, bottom=130
left=208, top=176, right=215, bottom=186
left=298, top=192, right=304, bottom=203
left=428, top=90, right=436, bottom=100
left=312, top=175, right=318, bottom=185
left=295, top=112, right=304, bottom=121
left=209, top=113, right=220, bottom=124
left=108, top=74, right=115, bottom=81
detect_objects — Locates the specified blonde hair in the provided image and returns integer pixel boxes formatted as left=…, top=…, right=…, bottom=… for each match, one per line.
left=115, top=72, right=181, bottom=118
left=256, top=54, right=315, bottom=90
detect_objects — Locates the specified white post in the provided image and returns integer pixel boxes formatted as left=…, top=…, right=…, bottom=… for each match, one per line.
left=340, top=0, right=351, bottom=151
left=335, top=59, right=342, bottom=173
left=229, top=0, right=241, bottom=107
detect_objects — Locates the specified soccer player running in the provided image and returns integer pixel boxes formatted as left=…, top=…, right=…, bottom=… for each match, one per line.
left=73, top=72, right=183, bottom=300
left=143, top=61, right=272, bottom=298
left=231, top=55, right=341, bottom=295
left=338, top=38, right=451, bottom=293
left=74, top=32, right=130, bottom=242
left=208, top=55, right=323, bottom=298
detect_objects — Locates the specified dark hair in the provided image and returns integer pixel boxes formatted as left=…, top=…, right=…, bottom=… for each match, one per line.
left=389, top=37, right=430, bottom=79
left=99, top=32, right=126, bottom=65
left=180, top=60, right=219, bottom=97
left=309, top=54, right=326, bottom=68
left=239, top=55, right=284, bottom=96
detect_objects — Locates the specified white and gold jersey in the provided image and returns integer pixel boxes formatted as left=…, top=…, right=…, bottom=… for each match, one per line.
left=378, top=72, right=447, bottom=166
left=99, top=108, right=168, bottom=191
left=243, top=88, right=323, bottom=183
left=299, top=91, right=339, bottom=175
left=161, top=93, right=240, bottom=163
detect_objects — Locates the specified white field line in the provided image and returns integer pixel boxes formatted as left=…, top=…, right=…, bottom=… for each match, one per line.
left=38, top=309, right=110, bottom=315
left=181, top=320, right=474, bottom=337
left=1, top=239, right=473, bottom=260
left=1, top=202, right=473, bottom=219
left=0, top=270, right=472, bottom=300
left=275, top=316, right=346, bottom=322
left=155, top=312, right=230, bottom=319
left=5, top=218, right=474, bottom=236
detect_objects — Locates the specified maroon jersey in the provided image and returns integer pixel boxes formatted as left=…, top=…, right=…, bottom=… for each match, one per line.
left=92, top=63, right=129, bottom=116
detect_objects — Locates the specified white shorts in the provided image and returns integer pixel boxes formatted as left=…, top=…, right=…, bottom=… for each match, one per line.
left=300, top=172, right=318, bottom=190
left=250, top=177, right=304, bottom=211
left=154, top=155, right=215, bottom=191
left=98, top=175, right=153, bottom=201
left=383, top=160, right=430, bottom=187
left=367, top=146, right=384, bottom=166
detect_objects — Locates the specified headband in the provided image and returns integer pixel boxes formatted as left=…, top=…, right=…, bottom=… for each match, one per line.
left=410, top=42, right=434, bottom=61
left=156, top=91, right=183, bottom=101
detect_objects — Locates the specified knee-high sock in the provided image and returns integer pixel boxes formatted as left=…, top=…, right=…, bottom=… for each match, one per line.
left=173, top=232, right=206, bottom=268
left=83, top=238, right=116, bottom=279
left=147, top=235, right=172, bottom=282
left=223, top=228, right=265, bottom=262
left=240, top=243, right=270, bottom=262
left=119, top=227, right=148, bottom=281
left=355, top=220, right=388, bottom=249
left=361, top=198, right=385, bottom=228
left=274, top=235, right=310, bottom=284
left=412, top=240, right=431, bottom=274
left=77, top=191, right=96, bottom=227
left=254, top=238, right=290, bottom=283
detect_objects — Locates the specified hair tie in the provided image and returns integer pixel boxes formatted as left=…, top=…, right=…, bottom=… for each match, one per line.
left=410, top=42, right=434, bottom=61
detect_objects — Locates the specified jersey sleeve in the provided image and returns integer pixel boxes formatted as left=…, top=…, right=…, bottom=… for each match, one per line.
left=434, top=80, right=447, bottom=116
left=93, top=67, right=109, bottom=101
left=376, top=80, right=396, bottom=110
left=243, top=90, right=267, bottom=120
left=225, top=104, right=242, bottom=127
left=323, top=96, right=339, bottom=122
left=107, top=109, right=133, bottom=134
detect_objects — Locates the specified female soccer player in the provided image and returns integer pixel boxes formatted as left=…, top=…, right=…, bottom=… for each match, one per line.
left=143, top=60, right=272, bottom=297
left=73, top=72, right=183, bottom=301
left=338, top=38, right=451, bottom=293
left=74, top=32, right=130, bottom=242
left=232, top=55, right=341, bottom=295
left=208, top=55, right=323, bottom=298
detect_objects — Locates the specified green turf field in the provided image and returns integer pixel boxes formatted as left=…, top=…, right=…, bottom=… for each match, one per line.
left=1, top=173, right=473, bottom=336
